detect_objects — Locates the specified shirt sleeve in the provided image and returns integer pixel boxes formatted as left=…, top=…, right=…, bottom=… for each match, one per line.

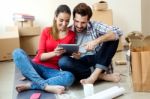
left=92, top=21, right=123, bottom=40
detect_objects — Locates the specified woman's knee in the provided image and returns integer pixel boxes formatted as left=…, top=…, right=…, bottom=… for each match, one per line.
left=12, top=48, right=25, bottom=58
left=12, top=48, right=28, bottom=67
left=63, top=71, right=75, bottom=86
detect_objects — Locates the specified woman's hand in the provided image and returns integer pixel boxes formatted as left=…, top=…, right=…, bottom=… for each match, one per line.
left=72, top=52, right=81, bottom=59
left=54, top=46, right=66, bottom=56
left=40, top=46, right=65, bottom=61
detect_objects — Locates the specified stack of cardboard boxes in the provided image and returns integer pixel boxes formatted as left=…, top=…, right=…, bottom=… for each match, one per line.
left=91, top=9, right=113, bottom=25
left=13, top=13, right=41, bottom=56
left=0, top=14, right=41, bottom=61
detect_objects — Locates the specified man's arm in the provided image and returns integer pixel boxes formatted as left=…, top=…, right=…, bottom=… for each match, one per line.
left=84, top=21, right=122, bottom=51
left=94, top=31, right=116, bottom=44
left=83, top=31, right=116, bottom=51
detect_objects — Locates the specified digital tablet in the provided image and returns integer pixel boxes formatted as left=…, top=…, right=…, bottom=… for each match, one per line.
left=58, top=44, right=79, bottom=54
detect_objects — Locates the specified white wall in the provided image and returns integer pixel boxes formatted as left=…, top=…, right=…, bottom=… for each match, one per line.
left=141, top=0, right=150, bottom=34
left=0, top=0, right=141, bottom=35
left=108, top=0, right=141, bottom=33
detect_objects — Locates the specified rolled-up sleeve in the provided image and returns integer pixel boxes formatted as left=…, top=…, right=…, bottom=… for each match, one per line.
left=108, top=25, right=123, bottom=40
left=93, top=21, right=123, bottom=40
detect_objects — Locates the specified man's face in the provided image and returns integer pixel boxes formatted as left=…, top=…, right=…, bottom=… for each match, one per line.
left=74, top=13, right=89, bottom=32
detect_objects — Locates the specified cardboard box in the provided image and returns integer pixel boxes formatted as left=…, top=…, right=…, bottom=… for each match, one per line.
left=19, top=26, right=41, bottom=37
left=0, top=27, right=20, bottom=61
left=92, top=1, right=108, bottom=11
left=91, top=9, right=113, bottom=25
left=20, top=36, right=40, bottom=55
left=14, top=20, right=34, bottom=27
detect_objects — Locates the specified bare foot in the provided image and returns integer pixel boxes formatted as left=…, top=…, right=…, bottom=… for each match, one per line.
left=16, top=83, right=31, bottom=92
left=80, top=77, right=95, bottom=84
left=99, top=73, right=121, bottom=82
left=19, top=76, right=26, bottom=81
left=44, top=85, right=65, bottom=94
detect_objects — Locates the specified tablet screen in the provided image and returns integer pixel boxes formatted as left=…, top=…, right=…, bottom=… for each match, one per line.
left=58, top=44, right=79, bottom=54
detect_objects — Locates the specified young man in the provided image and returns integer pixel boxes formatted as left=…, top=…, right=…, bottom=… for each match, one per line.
left=59, top=3, right=123, bottom=84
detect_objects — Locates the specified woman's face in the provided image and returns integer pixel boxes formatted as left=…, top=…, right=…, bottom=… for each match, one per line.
left=55, top=12, right=70, bottom=31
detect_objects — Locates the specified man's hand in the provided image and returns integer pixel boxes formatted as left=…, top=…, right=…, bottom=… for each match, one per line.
left=72, top=52, right=81, bottom=59
left=83, top=40, right=98, bottom=51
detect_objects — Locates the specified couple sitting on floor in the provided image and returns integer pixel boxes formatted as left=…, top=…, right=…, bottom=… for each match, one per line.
left=12, top=3, right=122, bottom=94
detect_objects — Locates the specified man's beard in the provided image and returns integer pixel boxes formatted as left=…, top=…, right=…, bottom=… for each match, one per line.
left=75, top=26, right=86, bottom=33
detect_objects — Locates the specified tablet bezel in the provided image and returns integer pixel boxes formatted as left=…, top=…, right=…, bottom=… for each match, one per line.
left=58, top=44, right=79, bottom=54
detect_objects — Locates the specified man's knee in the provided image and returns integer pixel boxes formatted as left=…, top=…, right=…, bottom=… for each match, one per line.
left=58, top=56, right=71, bottom=67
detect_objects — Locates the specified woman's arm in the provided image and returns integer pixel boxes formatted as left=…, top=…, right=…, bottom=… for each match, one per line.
left=40, top=47, right=65, bottom=61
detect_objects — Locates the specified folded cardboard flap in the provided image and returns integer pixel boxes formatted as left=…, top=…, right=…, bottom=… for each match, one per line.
left=143, top=36, right=150, bottom=45
left=128, top=34, right=150, bottom=51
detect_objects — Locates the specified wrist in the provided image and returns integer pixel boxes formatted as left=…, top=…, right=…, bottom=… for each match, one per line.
left=52, top=51, right=57, bottom=56
left=94, top=39, right=100, bottom=45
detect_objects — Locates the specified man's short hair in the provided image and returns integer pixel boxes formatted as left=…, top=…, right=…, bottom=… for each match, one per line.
left=73, top=3, right=92, bottom=20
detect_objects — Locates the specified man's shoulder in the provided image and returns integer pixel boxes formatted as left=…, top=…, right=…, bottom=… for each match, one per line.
left=90, top=20, right=104, bottom=25
left=88, top=21, right=102, bottom=29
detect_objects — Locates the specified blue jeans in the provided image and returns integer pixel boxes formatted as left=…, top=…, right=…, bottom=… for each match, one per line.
left=58, top=40, right=119, bottom=80
left=12, top=48, right=75, bottom=90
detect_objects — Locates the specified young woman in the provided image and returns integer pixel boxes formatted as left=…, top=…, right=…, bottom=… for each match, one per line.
left=12, top=4, right=76, bottom=94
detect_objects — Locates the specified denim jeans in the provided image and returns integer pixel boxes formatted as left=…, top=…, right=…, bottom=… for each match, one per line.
left=12, top=48, right=75, bottom=90
left=58, top=40, right=119, bottom=80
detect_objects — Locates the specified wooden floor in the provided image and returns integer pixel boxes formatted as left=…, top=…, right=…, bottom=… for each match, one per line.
left=0, top=51, right=150, bottom=99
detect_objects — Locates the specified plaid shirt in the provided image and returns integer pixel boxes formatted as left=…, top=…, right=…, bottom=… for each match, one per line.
left=71, top=21, right=123, bottom=55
